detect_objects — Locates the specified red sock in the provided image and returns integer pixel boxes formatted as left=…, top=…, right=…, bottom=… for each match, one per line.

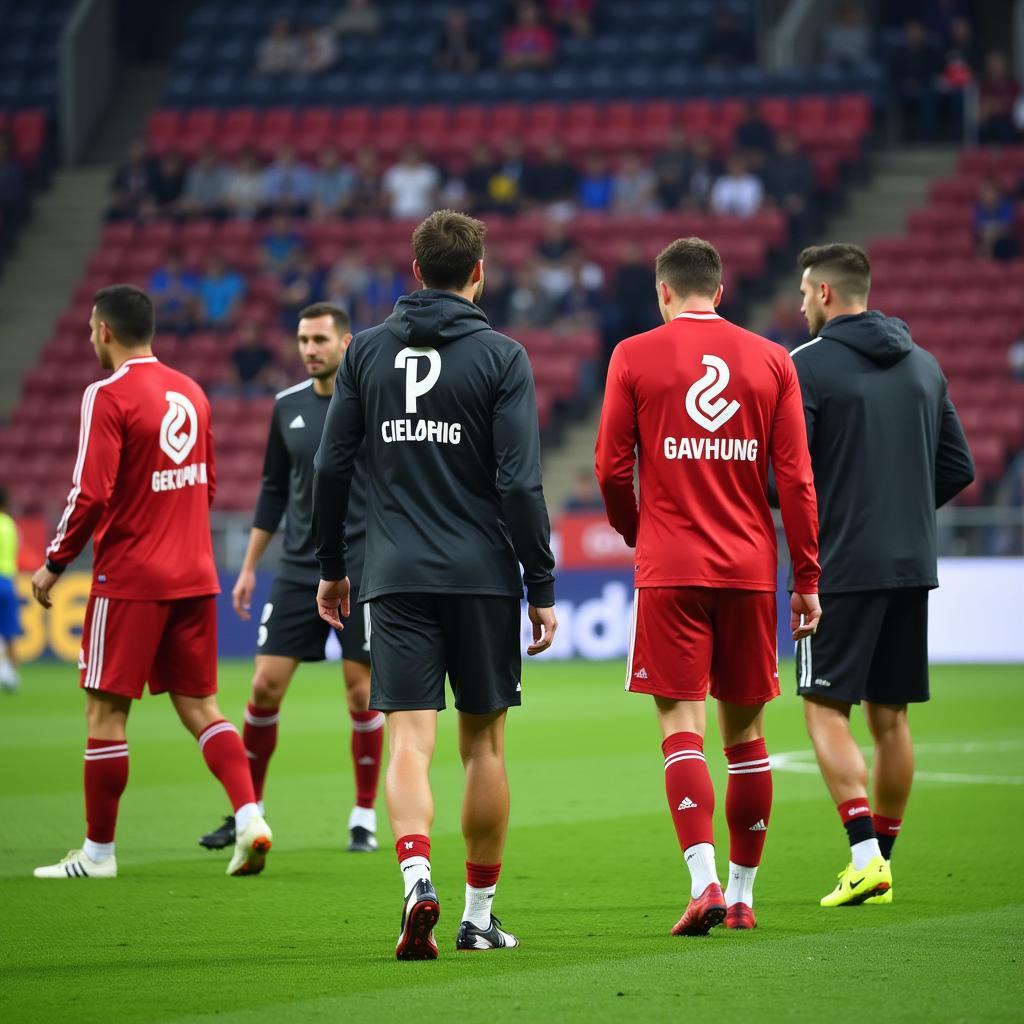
left=724, top=737, right=772, bottom=867
left=838, top=797, right=875, bottom=846
left=243, top=703, right=279, bottom=802
left=467, top=861, right=501, bottom=888
left=199, top=720, right=256, bottom=812
left=396, top=834, right=431, bottom=865
left=873, top=814, right=902, bottom=860
left=662, top=732, right=715, bottom=853
left=84, top=739, right=129, bottom=843
left=350, top=710, right=385, bottom=809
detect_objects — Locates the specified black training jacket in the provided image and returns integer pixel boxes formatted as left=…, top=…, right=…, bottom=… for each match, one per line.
left=312, top=289, right=556, bottom=607
left=790, top=311, right=974, bottom=593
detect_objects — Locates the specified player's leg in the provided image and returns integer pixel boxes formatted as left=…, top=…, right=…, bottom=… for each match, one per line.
left=0, top=577, right=21, bottom=690
left=341, top=585, right=383, bottom=852
left=863, top=701, right=912, bottom=862
left=245, top=654, right=299, bottom=807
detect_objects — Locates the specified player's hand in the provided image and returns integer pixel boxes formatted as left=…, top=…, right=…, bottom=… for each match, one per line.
left=31, top=565, right=59, bottom=609
left=791, top=592, right=822, bottom=642
left=317, top=577, right=350, bottom=630
left=527, top=604, right=558, bottom=656
left=232, top=567, right=257, bottom=620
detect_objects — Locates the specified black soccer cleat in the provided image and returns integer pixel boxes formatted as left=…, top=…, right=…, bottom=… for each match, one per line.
left=396, top=879, right=440, bottom=960
left=347, top=825, right=378, bottom=853
left=198, top=815, right=236, bottom=850
left=456, top=915, right=520, bottom=951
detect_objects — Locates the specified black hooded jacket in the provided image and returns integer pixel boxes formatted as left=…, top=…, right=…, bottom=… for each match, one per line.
left=312, top=290, right=556, bottom=607
left=790, top=310, right=974, bottom=593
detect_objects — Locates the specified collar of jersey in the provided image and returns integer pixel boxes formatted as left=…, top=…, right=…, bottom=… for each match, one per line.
left=674, top=311, right=721, bottom=321
left=121, top=356, right=159, bottom=366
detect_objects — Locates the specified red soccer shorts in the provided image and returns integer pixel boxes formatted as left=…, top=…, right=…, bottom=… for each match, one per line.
left=626, top=587, right=779, bottom=705
left=78, top=595, right=218, bottom=700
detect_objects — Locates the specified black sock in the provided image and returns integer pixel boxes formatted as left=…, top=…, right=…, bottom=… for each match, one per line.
left=877, top=834, right=896, bottom=860
left=842, top=813, right=876, bottom=848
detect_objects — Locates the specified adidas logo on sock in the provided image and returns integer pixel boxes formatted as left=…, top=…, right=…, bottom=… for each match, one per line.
left=677, top=797, right=698, bottom=811
left=357, top=756, right=376, bottom=766
left=749, top=819, right=767, bottom=832
left=634, top=667, right=649, bottom=679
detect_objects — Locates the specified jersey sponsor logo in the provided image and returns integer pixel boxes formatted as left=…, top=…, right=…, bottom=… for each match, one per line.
left=395, top=347, right=441, bottom=413
left=381, top=418, right=462, bottom=445
left=159, top=391, right=199, bottom=465
left=662, top=436, right=759, bottom=461
left=289, top=414, right=306, bottom=429
left=685, top=355, right=741, bottom=432
left=151, top=463, right=208, bottom=492
left=387, top=347, right=462, bottom=444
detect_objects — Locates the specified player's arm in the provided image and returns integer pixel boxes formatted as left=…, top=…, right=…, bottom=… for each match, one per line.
left=771, top=360, right=822, bottom=640
left=934, top=387, right=975, bottom=507
left=493, top=346, right=557, bottom=653
left=594, top=342, right=639, bottom=547
left=312, top=348, right=364, bottom=628
left=34, top=387, right=123, bottom=607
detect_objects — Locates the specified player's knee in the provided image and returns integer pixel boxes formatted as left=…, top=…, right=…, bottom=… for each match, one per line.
left=251, top=671, right=286, bottom=705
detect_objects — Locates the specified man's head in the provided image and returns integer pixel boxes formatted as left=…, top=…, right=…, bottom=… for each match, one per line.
left=91, top=285, right=155, bottom=369
left=654, top=237, right=723, bottom=321
left=798, top=243, right=870, bottom=336
left=412, top=209, right=486, bottom=299
left=297, top=302, right=352, bottom=381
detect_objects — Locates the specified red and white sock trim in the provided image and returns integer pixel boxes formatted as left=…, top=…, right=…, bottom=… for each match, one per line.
left=244, top=708, right=280, bottom=727
left=198, top=720, right=239, bottom=752
left=664, top=750, right=706, bottom=771
left=84, top=743, right=128, bottom=761
left=350, top=712, right=385, bottom=733
left=727, top=757, right=771, bottom=775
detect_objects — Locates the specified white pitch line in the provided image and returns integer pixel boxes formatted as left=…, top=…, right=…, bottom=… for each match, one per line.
left=771, top=748, right=1024, bottom=786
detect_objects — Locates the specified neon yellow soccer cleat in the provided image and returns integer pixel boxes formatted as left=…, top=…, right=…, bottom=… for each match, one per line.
left=865, top=863, right=893, bottom=904
left=820, top=855, right=891, bottom=907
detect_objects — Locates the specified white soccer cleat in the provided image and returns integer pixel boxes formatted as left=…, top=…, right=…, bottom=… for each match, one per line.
left=34, top=848, right=117, bottom=879
left=227, top=814, right=273, bottom=876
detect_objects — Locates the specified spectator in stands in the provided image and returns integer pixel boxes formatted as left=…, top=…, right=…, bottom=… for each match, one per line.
left=333, top=0, right=383, bottom=39
left=926, top=0, right=971, bottom=50
left=653, top=128, right=692, bottom=211
left=508, top=261, right=560, bottom=326
left=257, top=19, right=298, bottom=74
left=545, top=0, right=595, bottom=37
left=489, top=139, right=529, bottom=213
left=0, top=135, right=26, bottom=232
left=611, top=241, right=658, bottom=350
left=763, top=296, right=809, bottom=352
left=763, top=131, right=815, bottom=237
left=349, top=146, right=388, bottom=218
left=978, top=51, right=1020, bottom=145
left=261, top=213, right=303, bottom=271
left=326, top=246, right=370, bottom=319
left=973, top=178, right=1018, bottom=262
left=702, top=9, right=754, bottom=68
left=709, top=155, right=764, bottom=217
left=310, top=146, right=355, bottom=219
left=223, top=149, right=267, bottom=219
left=479, top=260, right=514, bottom=326
left=382, top=144, right=440, bottom=220
left=502, top=2, right=557, bottom=71
left=278, top=248, right=326, bottom=327
left=936, top=17, right=977, bottom=136
left=297, top=22, right=338, bottom=74
left=559, top=250, right=604, bottom=327
left=362, top=258, right=406, bottom=323
left=1009, top=333, right=1024, bottom=381
left=536, top=218, right=577, bottom=264
left=524, top=139, right=578, bottom=216
left=182, top=146, right=227, bottom=218
left=464, top=142, right=497, bottom=211
left=433, top=7, right=482, bottom=73
left=577, top=153, right=615, bottom=212
left=198, top=255, right=246, bottom=327
left=148, top=152, right=187, bottom=216
left=612, top=152, right=657, bottom=216
left=108, top=140, right=154, bottom=221
left=149, top=249, right=199, bottom=333
left=564, top=469, right=605, bottom=511
left=735, top=100, right=775, bottom=165
left=230, top=320, right=279, bottom=394
left=821, top=2, right=872, bottom=69
left=535, top=222, right=577, bottom=301
left=893, top=20, right=942, bottom=141
left=685, top=136, right=721, bottom=210
left=263, top=144, right=316, bottom=216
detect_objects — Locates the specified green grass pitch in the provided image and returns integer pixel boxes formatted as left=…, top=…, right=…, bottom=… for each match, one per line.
left=1, top=659, right=1022, bottom=1023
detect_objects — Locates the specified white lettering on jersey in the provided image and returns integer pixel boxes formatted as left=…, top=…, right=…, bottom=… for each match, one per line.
left=381, top=419, right=462, bottom=444
left=159, top=390, right=199, bottom=464
left=394, top=347, right=441, bottom=414
left=151, top=463, right=209, bottom=492
left=662, top=437, right=759, bottom=461
left=685, top=355, right=740, bottom=432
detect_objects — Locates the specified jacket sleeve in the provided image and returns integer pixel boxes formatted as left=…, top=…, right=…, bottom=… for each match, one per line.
left=594, top=342, right=639, bottom=547
left=790, top=349, right=818, bottom=450
left=771, top=360, right=821, bottom=593
left=935, top=389, right=975, bottom=507
left=312, top=350, right=365, bottom=581
left=252, top=407, right=289, bottom=531
left=493, top=347, right=556, bottom=607
left=46, top=385, right=123, bottom=568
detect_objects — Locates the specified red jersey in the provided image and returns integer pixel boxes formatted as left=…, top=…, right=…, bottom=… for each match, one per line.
left=595, top=311, right=820, bottom=593
left=47, top=356, right=219, bottom=600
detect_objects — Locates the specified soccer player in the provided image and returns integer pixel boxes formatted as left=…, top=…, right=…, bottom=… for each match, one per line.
left=312, top=210, right=557, bottom=959
left=791, top=244, right=975, bottom=906
left=595, top=237, right=821, bottom=933
left=0, top=485, right=21, bottom=691
left=198, top=302, right=382, bottom=854
left=31, top=285, right=271, bottom=879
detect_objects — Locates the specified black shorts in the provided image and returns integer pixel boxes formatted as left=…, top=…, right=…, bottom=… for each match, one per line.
left=257, top=576, right=371, bottom=665
left=795, top=588, right=930, bottom=706
left=367, top=593, right=521, bottom=714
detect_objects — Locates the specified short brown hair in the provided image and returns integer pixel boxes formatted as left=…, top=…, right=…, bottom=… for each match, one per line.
left=94, top=284, right=155, bottom=346
left=799, top=243, right=871, bottom=302
left=412, top=209, right=486, bottom=290
left=655, top=237, right=722, bottom=299
left=298, top=302, right=351, bottom=335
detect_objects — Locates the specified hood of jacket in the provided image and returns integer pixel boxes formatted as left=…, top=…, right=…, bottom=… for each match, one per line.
left=819, top=310, right=914, bottom=367
left=384, top=290, right=492, bottom=348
